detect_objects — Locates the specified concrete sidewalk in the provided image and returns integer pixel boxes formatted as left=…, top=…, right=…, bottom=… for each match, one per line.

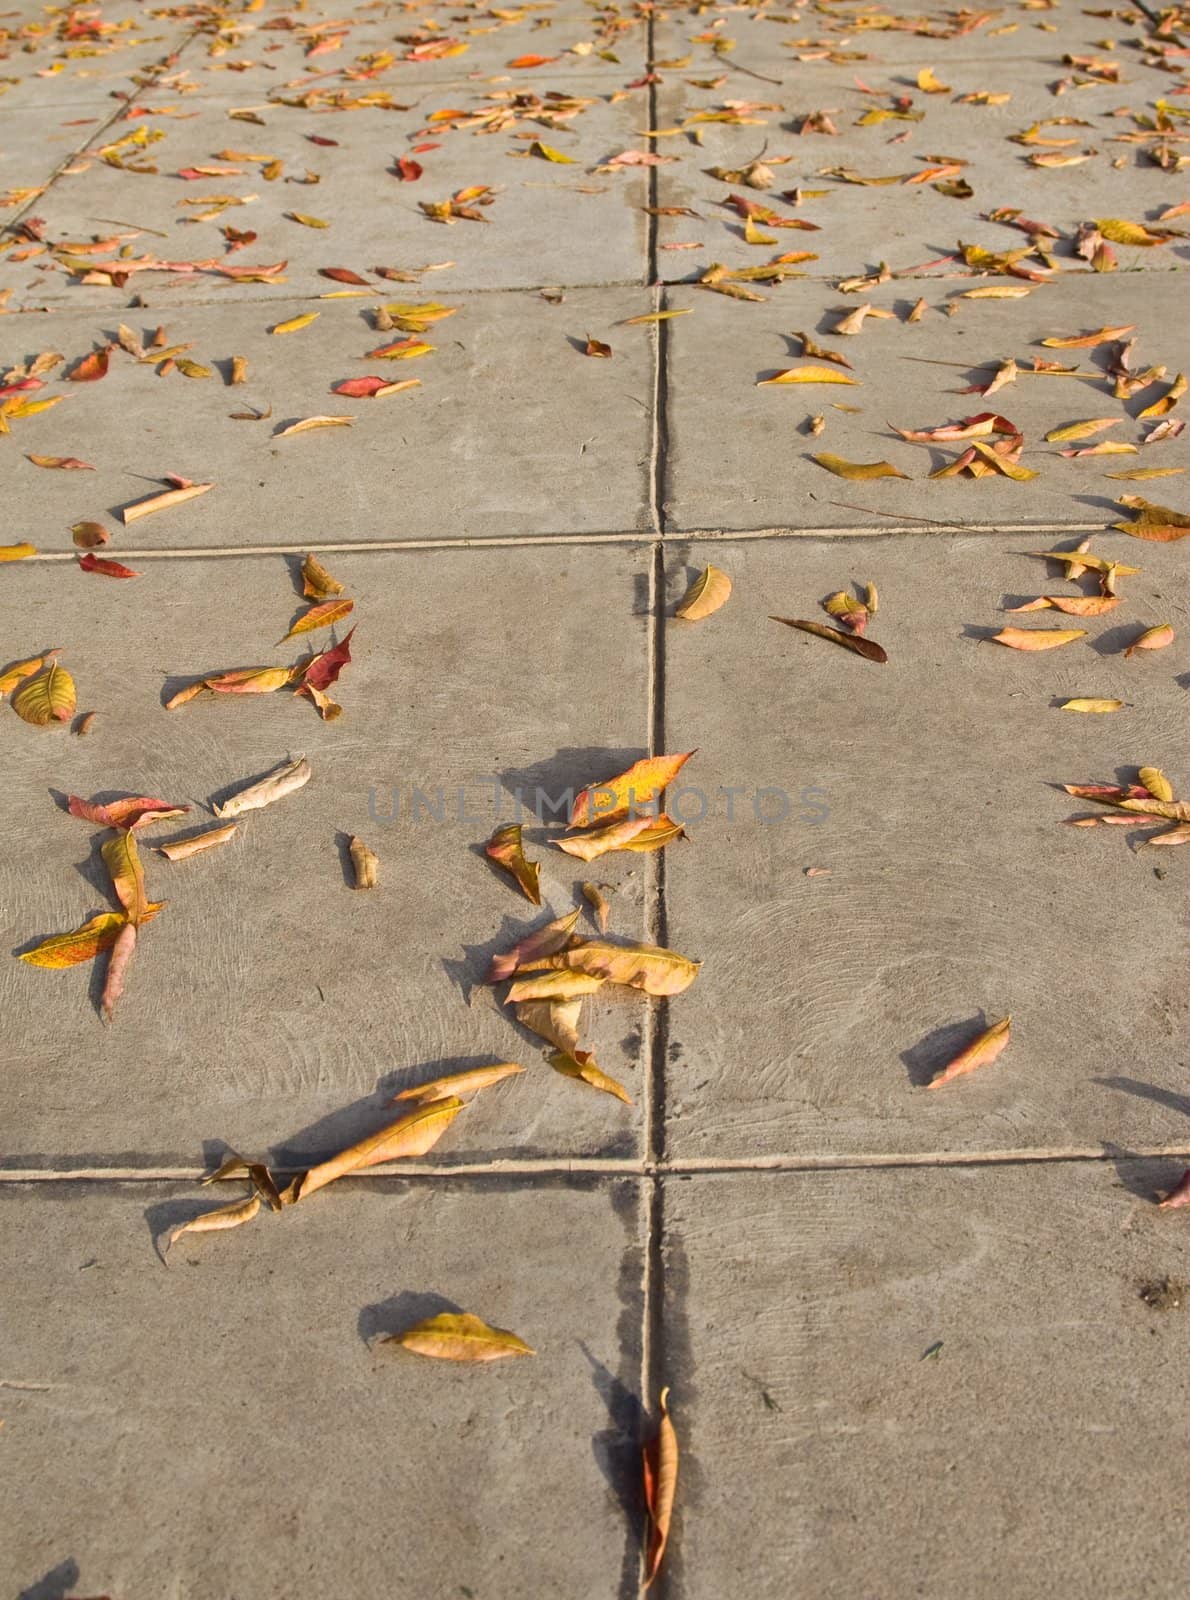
left=1, top=0, right=1188, bottom=1593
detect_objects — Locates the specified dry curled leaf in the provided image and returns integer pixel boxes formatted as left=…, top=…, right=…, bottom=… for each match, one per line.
left=484, top=822, right=541, bottom=905
left=166, top=1192, right=261, bottom=1256
left=395, top=1062, right=524, bottom=1104
left=100, top=920, right=136, bottom=1024
left=549, top=1049, right=633, bottom=1104
left=121, top=482, right=213, bottom=524
left=525, top=939, right=700, bottom=997
left=581, top=882, right=612, bottom=932
left=156, top=823, right=237, bottom=861
left=213, top=755, right=311, bottom=818
left=770, top=617, right=887, bottom=663
left=486, top=910, right=581, bottom=984
left=926, top=1015, right=1011, bottom=1089
left=301, top=553, right=344, bottom=599
left=644, top=1388, right=679, bottom=1590
left=675, top=564, right=732, bottom=621
left=349, top=835, right=379, bottom=889
left=69, top=794, right=187, bottom=830
left=276, top=415, right=353, bottom=436
left=383, top=1312, right=534, bottom=1362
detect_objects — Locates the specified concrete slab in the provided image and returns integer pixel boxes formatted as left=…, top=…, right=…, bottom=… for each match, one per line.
left=659, top=1161, right=1190, bottom=1599
left=1, top=73, right=654, bottom=306
left=1, top=287, right=655, bottom=549
left=652, top=53, right=1190, bottom=282
left=0, top=1174, right=645, bottom=1599
left=663, top=272, right=1190, bottom=535
left=0, top=544, right=656, bottom=1169
left=661, top=533, right=1188, bottom=1162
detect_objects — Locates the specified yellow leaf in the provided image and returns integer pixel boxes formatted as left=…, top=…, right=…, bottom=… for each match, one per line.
left=286, top=212, right=329, bottom=227
left=275, top=415, right=353, bottom=435
left=515, top=997, right=583, bottom=1053
left=549, top=1049, right=633, bottom=1104
left=102, top=830, right=150, bottom=926
left=301, top=552, right=345, bottom=599
left=384, top=1311, right=534, bottom=1362
left=744, top=215, right=776, bottom=245
left=554, top=815, right=685, bottom=862
left=534, top=939, right=700, bottom=997
left=0, top=651, right=54, bottom=696
left=1094, top=217, right=1169, bottom=247
left=1059, top=698, right=1124, bottom=713
left=19, top=910, right=138, bottom=968
left=675, top=563, right=732, bottom=620
left=395, top=1062, right=524, bottom=1103
left=758, top=365, right=859, bottom=387
left=175, top=359, right=212, bottom=379
left=271, top=311, right=321, bottom=335
left=506, top=969, right=608, bottom=1002
left=289, top=1097, right=465, bottom=1202
left=1140, top=767, right=1174, bottom=802
left=620, top=310, right=692, bottom=326
left=926, top=1015, right=1011, bottom=1089
left=281, top=596, right=354, bottom=641
left=530, top=140, right=575, bottom=163
left=1124, top=622, right=1174, bottom=655
left=812, top=453, right=908, bottom=480
left=11, top=661, right=76, bottom=724
left=968, top=440, right=1038, bottom=480
left=0, top=542, right=36, bottom=561
left=571, top=752, right=694, bottom=829
left=1044, top=418, right=1121, bottom=442
left=916, top=67, right=951, bottom=92
left=960, top=286, right=1033, bottom=299
left=484, top=822, right=541, bottom=904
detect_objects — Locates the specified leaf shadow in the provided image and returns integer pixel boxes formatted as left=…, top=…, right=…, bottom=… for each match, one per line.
left=333, top=829, right=357, bottom=889
left=357, top=1288, right=461, bottom=1348
left=497, top=747, right=646, bottom=825
left=17, top=1559, right=84, bottom=1600
left=1086, top=622, right=1144, bottom=657
left=1098, top=1140, right=1175, bottom=1204
left=142, top=1193, right=237, bottom=1265
left=901, top=1012, right=988, bottom=1087
left=1094, top=1075, right=1190, bottom=1123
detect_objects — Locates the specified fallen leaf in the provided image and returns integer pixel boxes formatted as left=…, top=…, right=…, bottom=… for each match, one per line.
left=528, top=939, right=700, bottom=997
left=926, top=1015, right=1011, bottom=1089
left=505, top=969, right=608, bottom=1002
left=758, top=365, right=859, bottom=387
left=166, top=1192, right=261, bottom=1256
left=1139, top=768, right=1173, bottom=803
left=288, top=1096, right=464, bottom=1201
left=70, top=521, right=109, bottom=548
left=19, top=910, right=146, bottom=968
left=1060, top=698, right=1124, bottom=713
left=26, top=454, right=94, bottom=470
left=0, top=651, right=56, bottom=697
left=395, top=1062, right=524, bottom=1103
left=68, top=348, right=109, bottom=382
left=0, top=543, right=36, bottom=561
left=812, top=453, right=907, bottom=480
left=383, top=1311, right=534, bottom=1362
left=549, top=1049, right=633, bottom=1104
left=12, top=661, right=76, bottom=724
left=485, top=822, right=541, bottom=904
left=100, top=920, right=136, bottom=1024
left=102, top=830, right=151, bottom=926
left=282, top=597, right=354, bottom=641
left=1113, top=498, right=1190, bottom=542
left=79, top=553, right=140, bottom=579
left=349, top=835, right=379, bottom=889
left=675, top=564, right=732, bottom=620
left=271, top=311, right=321, bottom=334
left=571, top=752, right=694, bottom=829
left=1041, top=325, right=1135, bottom=349
left=68, top=794, right=187, bottom=829
left=156, top=823, right=238, bottom=861
left=275, top=416, right=353, bottom=436
left=554, top=815, right=683, bottom=862
left=487, top=910, right=581, bottom=984
left=643, top=1388, right=679, bottom=1590
left=1124, top=623, right=1174, bottom=656
left=770, top=618, right=887, bottom=663
left=1044, top=419, right=1120, bottom=443
left=582, top=882, right=612, bottom=932
left=302, top=553, right=345, bottom=599
left=991, top=628, right=1087, bottom=651
left=515, top=997, right=583, bottom=1054
left=213, top=755, right=311, bottom=818
left=585, top=335, right=612, bottom=358
left=121, top=482, right=213, bottom=524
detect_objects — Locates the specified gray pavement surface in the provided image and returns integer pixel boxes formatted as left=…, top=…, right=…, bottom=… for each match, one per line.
left=2, top=0, right=1189, bottom=1594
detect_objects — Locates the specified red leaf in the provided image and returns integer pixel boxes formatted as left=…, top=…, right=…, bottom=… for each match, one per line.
left=320, top=266, right=371, bottom=284
left=301, top=627, right=354, bottom=692
left=307, top=134, right=339, bottom=147
left=393, top=156, right=423, bottom=182
left=69, top=348, right=110, bottom=382
left=68, top=794, right=189, bottom=828
left=332, top=376, right=390, bottom=397
left=79, top=553, right=141, bottom=579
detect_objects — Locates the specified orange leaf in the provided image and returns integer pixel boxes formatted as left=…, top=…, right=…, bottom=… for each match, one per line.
left=484, top=823, right=541, bottom=904
left=926, top=1015, right=1011, bottom=1089
left=571, top=752, right=694, bottom=829
left=643, top=1388, right=679, bottom=1589
left=281, top=597, right=354, bottom=641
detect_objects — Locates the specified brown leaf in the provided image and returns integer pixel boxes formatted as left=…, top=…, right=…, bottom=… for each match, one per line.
left=770, top=617, right=887, bottom=663
left=166, top=1191, right=261, bottom=1255
left=71, top=521, right=110, bottom=549
left=643, top=1388, right=679, bottom=1590
left=301, top=553, right=345, bottom=599
left=156, top=823, right=238, bottom=861
left=349, top=835, right=378, bottom=889
left=926, top=1015, right=1011, bottom=1089
left=213, top=755, right=312, bottom=818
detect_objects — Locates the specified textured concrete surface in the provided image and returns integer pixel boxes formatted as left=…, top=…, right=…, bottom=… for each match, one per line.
left=2, top=0, right=1189, bottom=1593
left=660, top=1161, right=1190, bottom=1599
left=1, top=1177, right=644, bottom=1599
